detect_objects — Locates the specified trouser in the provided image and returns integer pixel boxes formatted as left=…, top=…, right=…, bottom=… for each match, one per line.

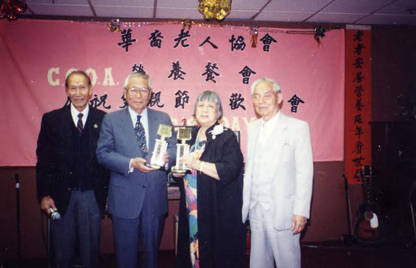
left=249, top=208, right=300, bottom=268
left=52, top=190, right=101, bottom=268
left=112, top=194, right=165, bottom=268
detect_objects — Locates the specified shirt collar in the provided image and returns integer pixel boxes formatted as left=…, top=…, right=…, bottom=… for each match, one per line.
left=70, top=103, right=89, bottom=116
left=70, top=104, right=89, bottom=125
left=128, top=106, right=148, bottom=126
left=260, top=110, right=280, bottom=127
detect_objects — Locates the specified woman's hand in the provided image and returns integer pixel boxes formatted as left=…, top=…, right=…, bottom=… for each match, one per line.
left=171, top=171, right=185, bottom=178
left=183, top=151, right=200, bottom=170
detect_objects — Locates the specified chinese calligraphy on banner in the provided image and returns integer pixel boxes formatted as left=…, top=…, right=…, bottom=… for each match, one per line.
left=0, top=19, right=345, bottom=166
left=345, top=27, right=372, bottom=184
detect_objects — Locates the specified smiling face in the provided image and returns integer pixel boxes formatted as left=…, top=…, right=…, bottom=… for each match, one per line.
left=65, top=73, right=92, bottom=112
left=124, top=76, right=151, bottom=114
left=195, top=100, right=218, bottom=128
left=252, top=80, right=283, bottom=121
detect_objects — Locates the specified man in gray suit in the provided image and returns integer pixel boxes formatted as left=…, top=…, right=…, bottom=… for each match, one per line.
left=96, top=72, right=176, bottom=268
left=242, top=78, right=313, bottom=268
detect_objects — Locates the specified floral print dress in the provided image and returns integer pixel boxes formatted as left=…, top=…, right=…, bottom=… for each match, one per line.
left=183, top=138, right=206, bottom=268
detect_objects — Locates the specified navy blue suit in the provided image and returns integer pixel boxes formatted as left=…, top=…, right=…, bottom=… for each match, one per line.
left=96, top=107, right=176, bottom=268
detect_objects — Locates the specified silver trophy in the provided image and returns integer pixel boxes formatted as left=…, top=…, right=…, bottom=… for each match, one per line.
left=146, top=124, right=172, bottom=169
left=171, top=127, right=192, bottom=174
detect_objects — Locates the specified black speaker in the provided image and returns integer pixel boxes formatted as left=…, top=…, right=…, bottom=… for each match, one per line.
left=371, top=121, right=416, bottom=245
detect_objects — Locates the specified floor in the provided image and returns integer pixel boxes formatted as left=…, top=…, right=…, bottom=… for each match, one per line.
left=2, top=240, right=416, bottom=268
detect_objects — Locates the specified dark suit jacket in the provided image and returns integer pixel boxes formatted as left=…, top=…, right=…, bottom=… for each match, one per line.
left=36, top=105, right=109, bottom=214
left=176, top=122, right=246, bottom=268
left=96, top=108, right=176, bottom=219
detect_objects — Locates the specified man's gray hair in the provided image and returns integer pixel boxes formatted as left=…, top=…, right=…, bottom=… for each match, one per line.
left=123, top=72, right=152, bottom=89
left=194, top=90, right=223, bottom=120
left=250, top=78, right=281, bottom=94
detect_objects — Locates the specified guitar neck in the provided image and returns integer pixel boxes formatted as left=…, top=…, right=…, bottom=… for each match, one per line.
left=343, top=174, right=353, bottom=236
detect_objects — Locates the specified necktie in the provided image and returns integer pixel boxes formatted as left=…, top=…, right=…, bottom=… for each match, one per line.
left=77, top=113, right=84, bottom=135
left=135, top=115, right=147, bottom=154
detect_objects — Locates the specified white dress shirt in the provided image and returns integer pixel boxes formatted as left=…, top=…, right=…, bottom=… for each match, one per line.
left=128, top=106, right=149, bottom=148
left=70, top=103, right=89, bottom=127
left=250, top=111, right=281, bottom=217
left=128, top=107, right=149, bottom=172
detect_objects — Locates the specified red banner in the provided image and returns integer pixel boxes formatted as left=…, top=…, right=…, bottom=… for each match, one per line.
left=0, top=19, right=345, bottom=166
left=345, top=27, right=372, bottom=184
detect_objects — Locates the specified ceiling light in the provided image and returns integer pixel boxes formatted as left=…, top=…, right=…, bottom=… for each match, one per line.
left=198, top=0, right=232, bottom=21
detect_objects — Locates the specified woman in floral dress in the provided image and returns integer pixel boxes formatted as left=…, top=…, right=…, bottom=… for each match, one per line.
left=175, top=90, right=246, bottom=268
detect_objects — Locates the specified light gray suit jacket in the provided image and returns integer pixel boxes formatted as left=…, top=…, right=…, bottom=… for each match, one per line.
left=242, top=112, right=313, bottom=230
left=96, top=108, right=176, bottom=219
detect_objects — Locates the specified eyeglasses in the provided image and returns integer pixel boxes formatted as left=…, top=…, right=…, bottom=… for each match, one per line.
left=127, top=87, right=150, bottom=96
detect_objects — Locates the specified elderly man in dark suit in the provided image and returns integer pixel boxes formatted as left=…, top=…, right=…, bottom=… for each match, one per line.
left=36, top=70, right=109, bottom=268
left=96, top=72, right=176, bottom=268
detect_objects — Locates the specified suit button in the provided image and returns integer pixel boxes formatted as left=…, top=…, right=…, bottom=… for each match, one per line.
left=69, top=171, right=73, bottom=175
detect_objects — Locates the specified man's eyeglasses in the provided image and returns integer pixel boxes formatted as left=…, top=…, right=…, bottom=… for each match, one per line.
left=127, top=87, right=150, bottom=96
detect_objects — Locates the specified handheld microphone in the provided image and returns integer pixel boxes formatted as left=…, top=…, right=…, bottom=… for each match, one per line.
left=49, top=208, right=61, bottom=220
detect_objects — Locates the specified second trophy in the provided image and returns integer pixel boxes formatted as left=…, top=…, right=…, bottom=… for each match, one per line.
left=171, top=127, right=192, bottom=174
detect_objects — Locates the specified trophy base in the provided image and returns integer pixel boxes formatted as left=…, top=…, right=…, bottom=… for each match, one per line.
left=171, top=167, right=187, bottom=174
left=145, top=163, right=162, bottom=169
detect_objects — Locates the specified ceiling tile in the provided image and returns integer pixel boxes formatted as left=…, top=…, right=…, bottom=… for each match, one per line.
left=91, top=0, right=154, bottom=6
left=376, top=0, right=416, bottom=14
left=26, top=0, right=52, bottom=3
left=308, top=12, right=365, bottom=24
left=358, top=14, right=416, bottom=25
left=264, top=0, right=331, bottom=13
left=156, top=7, right=202, bottom=19
left=323, top=0, right=392, bottom=14
left=29, top=3, right=94, bottom=16
left=94, top=6, right=154, bottom=18
left=231, top=0, right=271, bottom=10
left=158, top=0, right=198, bottom=8
left=255, top=11, right=313, bottom=22
left=20, top=0, right=416, bottom=26
left=54, top=0, right=89, bottom=4
left=227, top=10, right=259, bottom=20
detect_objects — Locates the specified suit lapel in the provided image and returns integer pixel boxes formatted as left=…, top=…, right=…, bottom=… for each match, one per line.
left=249, top=120, right=261, bottom=155
left=57, top=106, right=75, bottom=167
left=121, top=108, right=143, bottom=155
left=247, top=119, right=262, bottom=173
left=61, top=106, right=74, bottom=148
left=270, top=112, right=288, bottom=165
left=147, top=109, right=157, bottom=152
left=84, top=106, right=94, bottom=132
left=85, top=107, right=101, bottom=157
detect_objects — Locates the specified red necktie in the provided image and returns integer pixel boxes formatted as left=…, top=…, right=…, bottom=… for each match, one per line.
left=77, top=113, right=84, bottom=135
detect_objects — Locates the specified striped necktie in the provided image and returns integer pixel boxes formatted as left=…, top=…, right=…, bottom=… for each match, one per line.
left=77, top=113, right=84, bottom=135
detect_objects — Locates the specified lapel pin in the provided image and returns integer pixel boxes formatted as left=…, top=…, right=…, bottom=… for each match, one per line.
left=93, top=124, right=99, bottom=129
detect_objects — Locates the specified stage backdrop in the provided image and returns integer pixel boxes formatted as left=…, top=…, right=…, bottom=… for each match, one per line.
left=0, top=19, right=345, bottom=166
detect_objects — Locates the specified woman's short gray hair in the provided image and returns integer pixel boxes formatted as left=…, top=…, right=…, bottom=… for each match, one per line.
left=250, top=78, right=281, bottom=94
left=194, top=90, right=223, bottom=120
left=123, top=72, right=152, bottom=89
